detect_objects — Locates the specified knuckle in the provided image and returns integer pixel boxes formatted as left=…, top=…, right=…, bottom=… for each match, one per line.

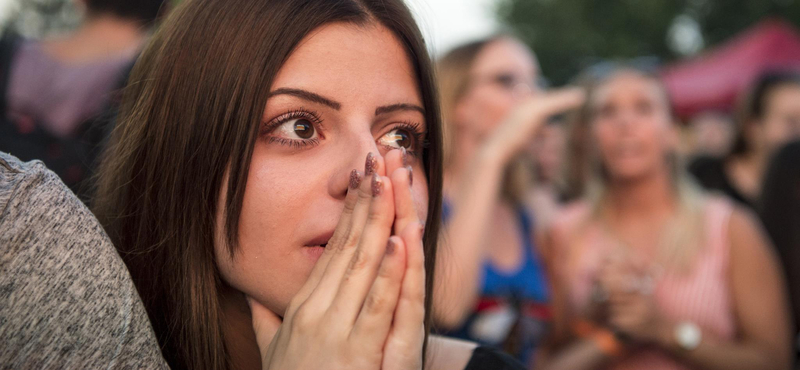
left=290, top=305, right=316, bottom=332
left=341, top=229, right=361, bottom=252
left=348, top=248, right=371, bottom=272
left=357, top=186, right=373, bottom=202
left=327, top=232, right=347, bottom=253
left=343, top=196, right=358, bottom=213
left=364, top=293, right=388, bottom=313
left=367, top=207, right=387, bottom=224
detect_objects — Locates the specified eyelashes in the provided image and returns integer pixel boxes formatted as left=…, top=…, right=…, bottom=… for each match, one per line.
left=381, top=121, right=427, bottom=156
left=261, top=108, right=427, bottom=154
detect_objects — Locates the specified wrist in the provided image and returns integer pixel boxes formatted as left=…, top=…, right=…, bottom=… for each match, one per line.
left=657, top=321, right=702, bottom=355
left=654, top=320, right=678, bottom=351
left=476, top=141, right=511, bottom=168
left=590, top=328, right=626, bottom=359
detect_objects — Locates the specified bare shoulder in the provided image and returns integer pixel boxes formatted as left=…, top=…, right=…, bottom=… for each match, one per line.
left=724, top=202, right=783, bottom=278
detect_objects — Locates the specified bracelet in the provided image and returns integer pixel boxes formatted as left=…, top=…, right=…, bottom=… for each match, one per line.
left=590, top=329, right=625, bottom=358
left=572, top=319, right=599, bottom=338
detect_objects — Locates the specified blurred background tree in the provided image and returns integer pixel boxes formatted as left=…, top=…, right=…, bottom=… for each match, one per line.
left=497, top=0, right=800, bottom=85
left=2, top=0, right=81, bottom=38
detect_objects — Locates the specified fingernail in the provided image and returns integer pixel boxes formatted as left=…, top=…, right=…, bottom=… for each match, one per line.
left=401, top=147, right=409, bottom=167
left=406, top=166, right=413, bottom=186
left=386, top=238, right=396, bottom=255
left=349, top=169, right=362, bottom=189
left=371, top=172, right=382, bottom=197
left=365, top=152, right=377, bottom=176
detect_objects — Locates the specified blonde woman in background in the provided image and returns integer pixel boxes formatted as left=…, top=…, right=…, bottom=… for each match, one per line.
left=538, top=68, right=791, bottom=370
left=433, top=35, right=584, bottom=365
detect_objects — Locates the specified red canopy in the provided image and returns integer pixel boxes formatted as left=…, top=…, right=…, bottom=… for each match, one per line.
left=661, top=19, right=800, bottom=119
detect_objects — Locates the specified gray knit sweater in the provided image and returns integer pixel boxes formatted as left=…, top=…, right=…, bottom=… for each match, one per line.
left=0, top=152, right=168, bottom=369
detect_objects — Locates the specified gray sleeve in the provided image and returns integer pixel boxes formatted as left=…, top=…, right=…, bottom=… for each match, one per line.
left=0, top=153, right=169, bottom=370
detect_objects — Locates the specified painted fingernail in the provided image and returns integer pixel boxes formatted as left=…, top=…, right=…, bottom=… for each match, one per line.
left=349, top=169, right=362, bottom=189
left=406, top=166, right=413, bottom=186
left=365, top=152, right=377, bottom=176
left=386, top=238, right=396, bottom=255
left=401, top=147, right=409, bottom=167
left=371, top=172, right=382, bottom=197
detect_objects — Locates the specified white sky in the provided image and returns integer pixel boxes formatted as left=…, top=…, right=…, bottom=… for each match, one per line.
left=406, top=0, right=499, bottom=56
left=0, top=0, right=499, bottom=55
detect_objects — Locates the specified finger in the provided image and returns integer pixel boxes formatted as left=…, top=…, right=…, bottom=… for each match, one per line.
left=386, top=221, right=426, bottom=345
left=294, top=169, right=364, bottom=302
left=350, top=236, right=407, bottom=341
left=305, top=153, right=384, bottom=307
left=330, top=173, right=396, bottom=322
left=247, top=296, right=283, bottom=358
left=384, top=148, right=405, bottom=182
left=522, top=87, right=586, bottom=118
left=391, top=160, right=417, bottom=236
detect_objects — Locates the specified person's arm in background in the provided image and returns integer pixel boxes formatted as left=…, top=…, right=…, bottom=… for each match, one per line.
left=532, top=218, right=621, bottom=370
left=433, top=90, right=586, bottom=329
left=0, top=153, right=168, bottom=369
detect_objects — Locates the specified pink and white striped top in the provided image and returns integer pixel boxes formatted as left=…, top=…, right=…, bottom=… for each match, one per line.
left=556, top=196, right=736, bottom=370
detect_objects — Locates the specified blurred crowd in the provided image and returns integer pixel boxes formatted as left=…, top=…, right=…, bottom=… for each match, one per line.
left=1, top=1, right=799, bottom=369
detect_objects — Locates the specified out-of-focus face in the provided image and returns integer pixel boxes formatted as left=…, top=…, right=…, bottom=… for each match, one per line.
left=591, top=72, right=677, bottom=182
left=757, top=84, right=800, bottom=155
left=690, top=113, right=734, bottom=158
left=454, top=38, right=540, bottom=139
left=531, top=123, right=566, bottom=184
left=214, top=22, right=429, bottom=316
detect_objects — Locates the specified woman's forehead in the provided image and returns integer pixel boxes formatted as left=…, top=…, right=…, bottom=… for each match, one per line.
left=270, top=22, right=422, bottom=109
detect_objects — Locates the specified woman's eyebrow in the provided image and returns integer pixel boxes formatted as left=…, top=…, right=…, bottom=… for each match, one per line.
left=375, top=103, right=425, bottom=116
left=268, top=88, right=341, bottom=110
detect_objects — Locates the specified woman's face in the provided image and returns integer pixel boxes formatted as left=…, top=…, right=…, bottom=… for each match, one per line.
left=215, top=22, right=429, bottom=316
left=591, top=72, right=677, bottom=182
left=756, top=83, right=800, bottom=155
left=454, top=38, right=540, bottom=139
left=531, top=123, right=566, bottom=184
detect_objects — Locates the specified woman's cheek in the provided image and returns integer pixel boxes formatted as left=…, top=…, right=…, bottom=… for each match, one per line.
left=411, top=176, right=429, bottom=223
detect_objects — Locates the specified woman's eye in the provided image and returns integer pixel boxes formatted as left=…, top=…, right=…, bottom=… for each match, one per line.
left=379, top=128, right=413, bottom=150
left=276, top=118, right=317, bottom=140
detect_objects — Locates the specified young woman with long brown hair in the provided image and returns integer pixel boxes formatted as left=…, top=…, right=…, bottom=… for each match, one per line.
left=91, top=0, right=531, bottom=369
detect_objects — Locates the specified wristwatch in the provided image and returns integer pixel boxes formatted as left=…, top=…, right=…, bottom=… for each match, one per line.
left=674, top=322, right=702, bottom=351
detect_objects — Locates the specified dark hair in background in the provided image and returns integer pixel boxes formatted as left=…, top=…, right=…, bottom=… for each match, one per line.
left=759, top=140, right=800, bottom=335
left=729, top=70, right=800, bottom=158
left=85, top=0, right=167, bottom=24
left=92, top=0, right=443, bottom=369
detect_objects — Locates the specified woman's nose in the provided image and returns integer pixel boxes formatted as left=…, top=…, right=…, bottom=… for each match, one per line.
left=329, top=138, right=386, bottom=199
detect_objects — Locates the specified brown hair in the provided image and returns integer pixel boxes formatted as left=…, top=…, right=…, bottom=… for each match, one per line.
left=436, top=35, right=532, bottom=203
left=92, top=0, right=442, bottom=369
left=729, top=70, right=800, bottom=158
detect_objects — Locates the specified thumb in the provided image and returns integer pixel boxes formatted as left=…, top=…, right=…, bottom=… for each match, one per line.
left=247, top=296, right=282, bottom=355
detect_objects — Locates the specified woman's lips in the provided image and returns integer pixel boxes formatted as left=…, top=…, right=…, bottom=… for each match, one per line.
left=305, top=230, right=334, bottom=248
left=303, top=245, right=326, bottom=261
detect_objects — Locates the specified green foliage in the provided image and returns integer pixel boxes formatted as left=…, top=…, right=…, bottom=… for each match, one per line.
left=3, top=0, right=81, bottom=38
left=497, top=0, right=800, bottom=85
